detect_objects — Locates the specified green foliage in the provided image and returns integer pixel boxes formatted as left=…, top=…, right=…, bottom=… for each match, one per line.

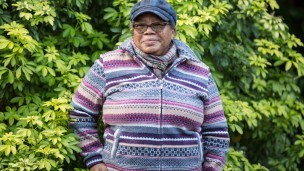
left=0, top=0, right=303, bottom=170
left=0, top=0, right=111, bottom=170
left=224, top=148, right=268, bottom=171
left=0, top=93, right=82, bottom=170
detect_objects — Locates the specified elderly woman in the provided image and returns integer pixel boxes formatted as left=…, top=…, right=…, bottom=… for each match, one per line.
left=69, top=0, right=230, bottom=170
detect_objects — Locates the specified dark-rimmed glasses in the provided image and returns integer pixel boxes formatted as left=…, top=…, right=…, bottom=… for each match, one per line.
left=133, top=22, right=170, bottom=33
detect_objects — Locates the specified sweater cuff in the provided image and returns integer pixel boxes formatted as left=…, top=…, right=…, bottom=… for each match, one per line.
left=84, top=153, right=103, bottom=168
left=202, top=160, right=225, bottom=171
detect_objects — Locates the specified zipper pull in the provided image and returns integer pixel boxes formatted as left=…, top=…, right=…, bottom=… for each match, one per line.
left=160, top=79, right=164, bottom=89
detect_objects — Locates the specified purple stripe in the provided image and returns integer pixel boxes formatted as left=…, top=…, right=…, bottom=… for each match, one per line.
left=74, top=92, right=100, bottom=112
left=104, top=60, right=139, bottom=69
left=204, top=111, right=225, bottom=124
left=104, top=128, right=115, bottom=135
left=206, top=153, right=225, bottom=163
left=107, top=159, right=202, bottom=171
left=78, top=130, right=99, bottom=136
left=168, top=71, right=208, bottom=88
left=177, top=64, right=209, bottom=77
left=203, top=127, right=228, bottom=132
left=205, top=96, right=221, bottom=104
left=121, top=132, right=198, bottom=139
left=69, top=110, right=88, bottom=117
left=107, top=72, right=150, bottom=82
left=119, top=139, right=198, bottom=145
left=81, top=140, right=103, bottom=152
left=106, top=74, right=154, bottom=88
left=105, top=99, right=160, bottom=105
left=202, top=166, right=218, bottom=171
left=83, top=79, right=103, bottom=97
left=106, top=164, right=149, bottom=171
left=203, top=133, right=230, bottom=138
left=162, top=115, right=201, bottom=131
left=165, top=75, right=206, bottom=92
left=103, top=113, right=159, bottom=121
left=106, top=136, right=114, bottom=141
left=107, top=63, right=138, bottom=68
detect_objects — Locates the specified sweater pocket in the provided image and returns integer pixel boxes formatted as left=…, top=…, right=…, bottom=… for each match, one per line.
left=196, top=132, right=204, bottom=163
left=110, top=129, right=121, bottom=159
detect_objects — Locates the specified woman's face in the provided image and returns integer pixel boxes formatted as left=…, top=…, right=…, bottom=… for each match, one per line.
left=132, top=13, right=176, bottom=56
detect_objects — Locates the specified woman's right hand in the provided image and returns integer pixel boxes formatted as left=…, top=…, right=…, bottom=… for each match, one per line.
left=90, top=163, right=108, bottom=171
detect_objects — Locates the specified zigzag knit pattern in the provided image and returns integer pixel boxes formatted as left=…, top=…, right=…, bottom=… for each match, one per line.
left=70, top=39, right=230, bottom=171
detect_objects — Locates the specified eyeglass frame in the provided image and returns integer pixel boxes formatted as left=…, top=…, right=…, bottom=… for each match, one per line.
left=132, top=22, right=173, bottom=34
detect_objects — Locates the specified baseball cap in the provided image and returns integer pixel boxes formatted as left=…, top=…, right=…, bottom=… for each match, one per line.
left=130, top=0, right=177, bottom=26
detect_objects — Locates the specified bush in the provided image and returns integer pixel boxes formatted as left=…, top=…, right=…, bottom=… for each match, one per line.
left=0, top=0, right=303, bottom=170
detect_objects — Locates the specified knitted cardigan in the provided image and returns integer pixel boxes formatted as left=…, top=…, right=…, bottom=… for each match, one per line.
left=69, top=38, right=230, bottom=171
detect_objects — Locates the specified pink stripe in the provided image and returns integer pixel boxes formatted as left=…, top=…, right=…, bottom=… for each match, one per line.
left=205, top=96, right=221, bottom=104
left=106, top=164, right=145, bottom=171
left=81, top=140, right=103, bottom=152
left=105, top=63, right=138, bottom=69
left=83, top=80, right=103, bottom=97
left=104, top=99, right=161, bottom=105
left=204, top=111, right=225, bottom=124
left=163, top=115, right=201, bottom=131
left=163, top=100, right=203, bottom=112
left=74, top=93, right=99, bottom=112
left=205, top=153, right=225, bottom=163
left=78, top=130, right=99, bottom=136
left=116, top=49, right=126, bottom=53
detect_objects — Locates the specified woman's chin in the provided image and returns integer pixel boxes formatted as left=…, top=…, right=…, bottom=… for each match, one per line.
left=142, top=47, right=159, bottom=55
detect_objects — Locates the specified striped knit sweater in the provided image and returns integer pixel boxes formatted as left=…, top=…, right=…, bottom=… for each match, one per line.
left=70, top=38, right=230, bottom=171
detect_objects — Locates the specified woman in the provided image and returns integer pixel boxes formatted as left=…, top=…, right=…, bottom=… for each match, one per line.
left=69, top=0, right=230, bottom=170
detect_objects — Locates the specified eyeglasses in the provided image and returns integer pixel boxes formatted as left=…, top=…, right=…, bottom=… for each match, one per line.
left=133, top=22, right=170, bottom=33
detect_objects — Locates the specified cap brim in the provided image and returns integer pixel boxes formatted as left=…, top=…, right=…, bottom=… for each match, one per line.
left=132, top=9, right=169, bottom=22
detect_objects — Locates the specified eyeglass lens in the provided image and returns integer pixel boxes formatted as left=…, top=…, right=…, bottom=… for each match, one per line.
left=133, top=22, right=169, bottom=33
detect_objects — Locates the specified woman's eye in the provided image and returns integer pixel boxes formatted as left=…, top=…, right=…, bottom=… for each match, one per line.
left=136, top=24, right=146, bottom=27
left=154, top=24, right=162, bottom=27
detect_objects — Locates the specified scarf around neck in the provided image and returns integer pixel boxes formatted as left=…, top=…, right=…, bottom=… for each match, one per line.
left=132, top=41, right=177, bottom=78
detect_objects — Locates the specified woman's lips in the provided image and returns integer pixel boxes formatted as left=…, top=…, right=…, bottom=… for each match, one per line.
left=142, top=39, right=159, bottom=45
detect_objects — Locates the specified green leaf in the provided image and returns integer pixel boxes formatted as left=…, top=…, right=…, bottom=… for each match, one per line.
left=273, top=60, right=285, bottom=66
left=285, top=61, right=292, bottom=71
left=81, top=22, right=93, bottom=34
left=10, top=97, right=24, bottom=106
left=69, top=145, right=82, bottom=153
left=0, top=38, right=10, bottom=49
left=0, top=123, right=7, bottom=132
left=5, top=145, right=10, bottom=156
left=42, top=67, right=48, bottom=77
left=47, top=67, right=56, bottom=76
left=7, top=70, right=14, bottom=83
left=16, top=67, right=22, bottom=79
left=10, top=145, right=16, bottom=155
left=0, top=67, right=8, bottom=80
left=103, top=8, right=117, bottom=20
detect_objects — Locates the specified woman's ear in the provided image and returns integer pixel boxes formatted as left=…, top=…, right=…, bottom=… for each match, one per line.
left=171, top=28, right=176, bottom=39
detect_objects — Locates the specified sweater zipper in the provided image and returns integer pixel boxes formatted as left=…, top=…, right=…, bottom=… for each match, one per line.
left=160, top=78, right=164, bottom=170
left=159, top=59, right=186, bottom=170
left=134, top=55, right=186, bottom=170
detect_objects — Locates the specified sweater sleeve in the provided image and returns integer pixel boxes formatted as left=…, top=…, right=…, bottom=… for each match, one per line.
left=69, top=58, right=106, bottom=168
left=202, top=72, right=230, bottom=171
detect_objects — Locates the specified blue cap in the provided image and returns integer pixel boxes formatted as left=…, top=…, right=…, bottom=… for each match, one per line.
left=130, top=0, right=177, bottom=26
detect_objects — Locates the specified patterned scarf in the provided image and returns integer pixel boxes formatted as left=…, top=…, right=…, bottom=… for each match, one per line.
left=132, top=41, right=177, bottom=78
